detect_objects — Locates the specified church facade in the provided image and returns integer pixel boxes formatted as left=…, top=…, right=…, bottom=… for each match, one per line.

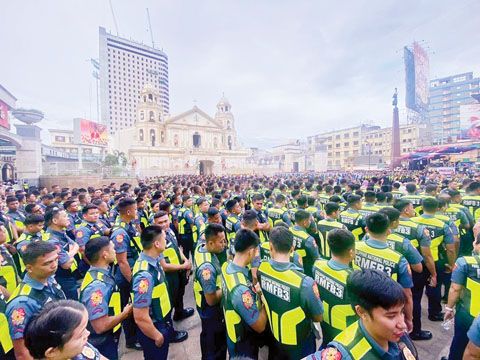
left=112, top=84, right=251, bottom=176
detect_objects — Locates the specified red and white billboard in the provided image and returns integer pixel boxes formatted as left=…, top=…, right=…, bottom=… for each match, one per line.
left=460, top=103, right=480, bottom=140
left=0, top=100, right=10, bottom=130
left=73, top=118, right=108, bottom=147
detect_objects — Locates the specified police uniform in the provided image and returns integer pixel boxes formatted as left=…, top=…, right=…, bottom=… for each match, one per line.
left=289, top=225, right=320, bottom=278
left=14, top=231, right=48, bottom=275
left=257, top=241, right=303, bottom=270
left=99, top=213, right=112, bottom=229
left=254, top=208, right=269, bottom=243
left=225, top=213, right=241, bottom=255
left=75, top=221, right=105, bottom=275
left=67, top=211, right=83, bottom=239
left=80, top=266, right=121, bottom=360
left=317, top=218, right=348, bottom=259
left=111, top=220, right=141, bottom=347
left=358, top=202, right=380, bottom=218
left=178, top=206, right=195, bottom=259
left=462, top=194, right=480, bottom=222
left=339, top=208, right=365, bottom=241
left=47, top=228, right=80, bottom=300
left=257, top=259, right=323, bottom=359
left=385, top=233, right=423, bottom=269
left=133, top=252, right=173, bottom=360
left=412, top=214, right=455, bottom=318
left=312, top=259, right=357, bottom=345
left=267, top=206, right=292, bottom=227
left=193, top=243, right=226, bottom=360
left=467, top=315, right=480, bottom=352
left=72, top=343, right=103, bottom=360
left=137, top=208, right=150, bottom=230
left=6, top=210, right=25, bottom=231
left=193, top=212, right=207, bottom=246
left=0, top=245, right=19, bottom=294
left=445, top=254, right=480, bottom=360
left=354, top=238, right=413, bottom=288
left=164, top=229, right=188, bottom=320
left=6, top=273, right=65, bottom=343
left=308, top=320, right=419, bottom=359
left=221, top=261, right=262, bottom=359
left=0, top=292, right=14, bottom=359
left=401, top=194, right=424, bottom=215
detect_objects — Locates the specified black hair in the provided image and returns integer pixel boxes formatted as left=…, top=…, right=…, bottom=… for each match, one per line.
left=347, top=269, right=406, bottom=313
left=225, top=199, right=238, bottom=211
left=117, top=198, right=136, bottom=213
left=375, top=192, right=386, bottom=203
left=24, top=300, right=86, bottom=359
left=365, top=212, right=390, bottom=235
left=207, top=207, right=219, bottom=217
left=5, top=195, right=17, bottom=204
left=63, top=200, right=76, bottom=211
left=275, top=194, right=286, bottom=203
left=81, top=203, right=98, bottom=215
left=44, top=207, right=65, bottom=226
left=307, top=196, right=315, bottom=206
left=269, top=226, right=293, bottom=254
left=84, top=236, right=111, bottom=263
left=297, top=195, right=307, bottom=207
left=393, top=199, right=411, bottom=213
left=24, top=203, right=39, bottom=214
left=205, top=223, right=225, bottom=242
left=241, top=210, right=258, bottom=228
left=422, top=197, right=439, bottom=212
left=328, top=228, right=355, bottom=256
left=347, top=194, right=362, bottom=205
left=158, top=200, right=171, bottom=212
left=140, top=225, right=164, bottom=249
left=23, top=241, right=57, bottom=265
left=364, top=191, right=376, bottom=202
left=234, top=229, right=260, bottom=253
left=405, top=183, right=417, bottom=194
left=153, top=210, right=168, bottom=219
left=378, top=207, right=401, bottom=223
left=24, top=214, right=45, bottom=226
left=295, top=209, right=310, bottom=223
left=251, top=194, right=265, bottom=202
left=325, top=202, right=340, bottom=215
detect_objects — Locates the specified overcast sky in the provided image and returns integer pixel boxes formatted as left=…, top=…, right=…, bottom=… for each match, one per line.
left=1, top=0, right=479, bottom=147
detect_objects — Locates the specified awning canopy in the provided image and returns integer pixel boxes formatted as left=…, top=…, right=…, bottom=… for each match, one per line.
left=401, top=143, right=480, bottom=161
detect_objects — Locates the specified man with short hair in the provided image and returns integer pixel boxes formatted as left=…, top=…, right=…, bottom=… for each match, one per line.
left=290, top=209, right=320, bottom=277
left=14, top=214, right=46, bottom=275
left=339, top=195, right=365, bottom=241
left=317, top=202, right=348, bottom=259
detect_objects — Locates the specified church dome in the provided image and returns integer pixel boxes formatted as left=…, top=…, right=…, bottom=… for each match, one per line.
left=216, top=94, right=231, bottom=112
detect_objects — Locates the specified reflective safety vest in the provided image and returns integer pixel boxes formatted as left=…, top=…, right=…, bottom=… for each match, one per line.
left=358, top=203, right=380, bottom=218
left=132, top=258, right=171, bottom=321
left=0, top=253, right=18, bottom=294
left=317, top=194, right=331, bottom=211
left=257, top=261, right=311, bottom=346
left=354, top=241, right=401, bottom=281
left=396, top=219, right=423, bottom=250
left=113, top=221, right=143, bottom=260
left=458, top=255, right=480, bottom=318
left=386, top=233, right=409, bottom=258
left=401, top=195, right=424, bottom=215
left=193, top=244, right=222, bottom=309
left=138, top=209, right=150, bottom=229
left=411, top=216, right=446, bottom=262
left=0, top=293, right=13, bottom=356
left=221, top=262, right=259, bottom=344
left=289, top=226, right=319, bottom=276
left=16, top=232, right=50, bottom=272
left=164, top=236, right=182, bottom=266
left=267, top=207, right=289, bottom=227
left=225, top=215, right=240, bottom=245
left=7, top=279, right=66, bottom=307
left=317, top=220, right=345, bottom=259
left=193, top=214, right=206, bottom=244
left=443, top=206, right=462, bottom=228
left=339, top=210, right=364, bottom=241
left=312, top=259, right=356, bottom=344
left=80, top=269, right=121, bottom=333
left=178, top=207, right=194, bottom=235
left=259, top=242, right=302, bottom=268
left=333, top=321, right=419, bottom=359
left=391, top=190, right=404, bottom=200
left=462, top=195, right=480, bottom=222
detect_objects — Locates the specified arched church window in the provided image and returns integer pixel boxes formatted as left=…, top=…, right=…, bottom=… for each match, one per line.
left=150, top=129, right=156, bottom=147
left=140, top=111, right=144, bottom=121
left=193, top=132, right=201, bottom=148
left=139, top=129, right=144, bottom=141
left=148, top=94, right=153, bottom=101
left=174, top=134, right=179, bottom=147
left=228, top=136, right=232, bottom=150
left=149, top=111, right=154, bottom=122
left=161, top=131, right=165, bottom=143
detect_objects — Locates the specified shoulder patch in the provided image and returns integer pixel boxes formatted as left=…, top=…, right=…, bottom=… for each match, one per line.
left=321, top=347, right=342, bottom=360
left=81, top=345, right=96, bottom=359
left=11, top=308, right=26, bottom=326
left=312, top=282, right=320, bottom=299
left=115, top=234, right=124, bottom=243
left=242, top=290, right=254, bottom=310
left=76, top=230, right=84, bottom=238
left=90, top=290, right=103, bottom=306
left=138, top=278, right=149, bottom=294
left=201, top=268, right=211, bottom=281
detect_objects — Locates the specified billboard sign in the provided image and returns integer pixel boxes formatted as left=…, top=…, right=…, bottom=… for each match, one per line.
left=73, top=118, right=108, bottom=147
left=413, top=42, right=429, bottom=111
left=0, top=100, right=10, bottom=130
left=404, top=47, right=416, bottom=110
left=460, top=103, right=480, bottom=140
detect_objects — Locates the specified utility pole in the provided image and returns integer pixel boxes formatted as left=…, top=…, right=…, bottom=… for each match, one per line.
left=146, top=8, right=155, bottom=48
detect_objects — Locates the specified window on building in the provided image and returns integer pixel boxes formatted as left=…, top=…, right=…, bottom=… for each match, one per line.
left=344, top=142, right=349, bottom=146
left=139, top=129, right=144, bottom=141
left=55, top=136, right=66, bottom=143
left=193, top=133, right=201, bottom=148
left=353, top=141, right=359, bottom=145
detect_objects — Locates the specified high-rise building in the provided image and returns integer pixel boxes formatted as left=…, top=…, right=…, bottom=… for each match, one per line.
left=99, top=27, right=169, bottom=135
left=429, top=72, right=480, bottom=144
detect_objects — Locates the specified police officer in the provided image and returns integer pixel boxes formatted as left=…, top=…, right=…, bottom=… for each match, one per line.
left=132, top=225, right=187, bottom=360
left=154, top=211, right=194, bottom=322
left=412, top=197, right=456, bottom=322
left=267, top=194, right=292, bottom=227
left=45, top=207, right=80, bottom=300
left=339, top=195, right=366, bottom=241
left=6, top=241, right=66, bottom=359
left=5, top=195, right=26, bottom=232
left=15, top=215, right=45, bottom=271
left=221, top=229, right=267, bottom=359
left=358, top=191, right=380, bottom=218
left=442, top=234, right=480, bottom=360
left=193, top=197, right=209, bottom=246
left=251, top=193, right=270, bottom=243
left=462, top=181, right=480, bottom=222
left=80, top=237, right=132, bottom=360
left=0, top=286, right=14, bottom=359
left=110, top=197, right=142, bottom=350
left=402, top=183, right=424, bottom=215
left=464, top=315, right=480, bottom=359
left=312, top=228, right=357, bottom=346
left=317, top=202, right=348, bottom=259
left=308, top=269, right=418, bottom=360
left=257, top=226, right=323, bottom=359
left=225, top=199, right=242, bottom=255
left=0, top=223, right=19, bottom=295
left=178, top=195, right=195, bottom=259
left=193, top=223, right=227, bottom=360
left=64, top=199, right=82, bottom=239
left=290, top=209, right=320, bottom=278
left=353, top=212, right=414, bottom=332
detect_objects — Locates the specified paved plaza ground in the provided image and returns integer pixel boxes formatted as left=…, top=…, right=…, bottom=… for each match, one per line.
left=120, top=281, right=453, bottom=360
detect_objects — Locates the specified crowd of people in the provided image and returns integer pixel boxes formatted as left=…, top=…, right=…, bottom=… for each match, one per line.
left=0, top=170, right=480, bottom=359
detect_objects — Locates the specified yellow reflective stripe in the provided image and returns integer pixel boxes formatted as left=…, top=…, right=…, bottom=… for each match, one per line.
left=225, top=309, right=242, bottom=342
left=335, top=321, right=358, bottom=345
left=152, top=283, right=171, bottom=316
left=259, top=262, right=302, bottom=287
left=331, top=304, right=356, bottom=330
left=350, top=337, right=372, bottom=359
left=110, top=292, right=122, bottom=332
left=279, top=307, right=306, bottom=345
left=0, top=265, right=17, bottom=294
left=466, top=277, right=480, bottom=317
left=163, top=248, right=180, bottom=265
left=314, top=260, right=349, bottom=283
left=0, top=312, right=13, bottom=353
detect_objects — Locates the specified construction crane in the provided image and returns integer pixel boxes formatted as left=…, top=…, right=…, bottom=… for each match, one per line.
left=108, top=0, right=120, bottom=35
left=146, top=8, right=155, bottom=48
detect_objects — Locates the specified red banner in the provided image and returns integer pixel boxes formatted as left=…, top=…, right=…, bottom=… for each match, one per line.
left=0, top=100, right=10, bottom=130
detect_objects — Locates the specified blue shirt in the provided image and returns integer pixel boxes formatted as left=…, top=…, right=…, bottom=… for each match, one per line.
left=75, top=221, right=104, bottom=248
left=47, top=228, right=75, bottom=268
left=6, top=274, right=65, bottom=339
left=420, top=214, right=455, bottom=245
left=132, top=252, right=164, bottom=312
left=80, top=267, right=116, bottom=322
left=111, top=221, right=139, bottom=262
left=468, top=315, right=480, bottom=347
